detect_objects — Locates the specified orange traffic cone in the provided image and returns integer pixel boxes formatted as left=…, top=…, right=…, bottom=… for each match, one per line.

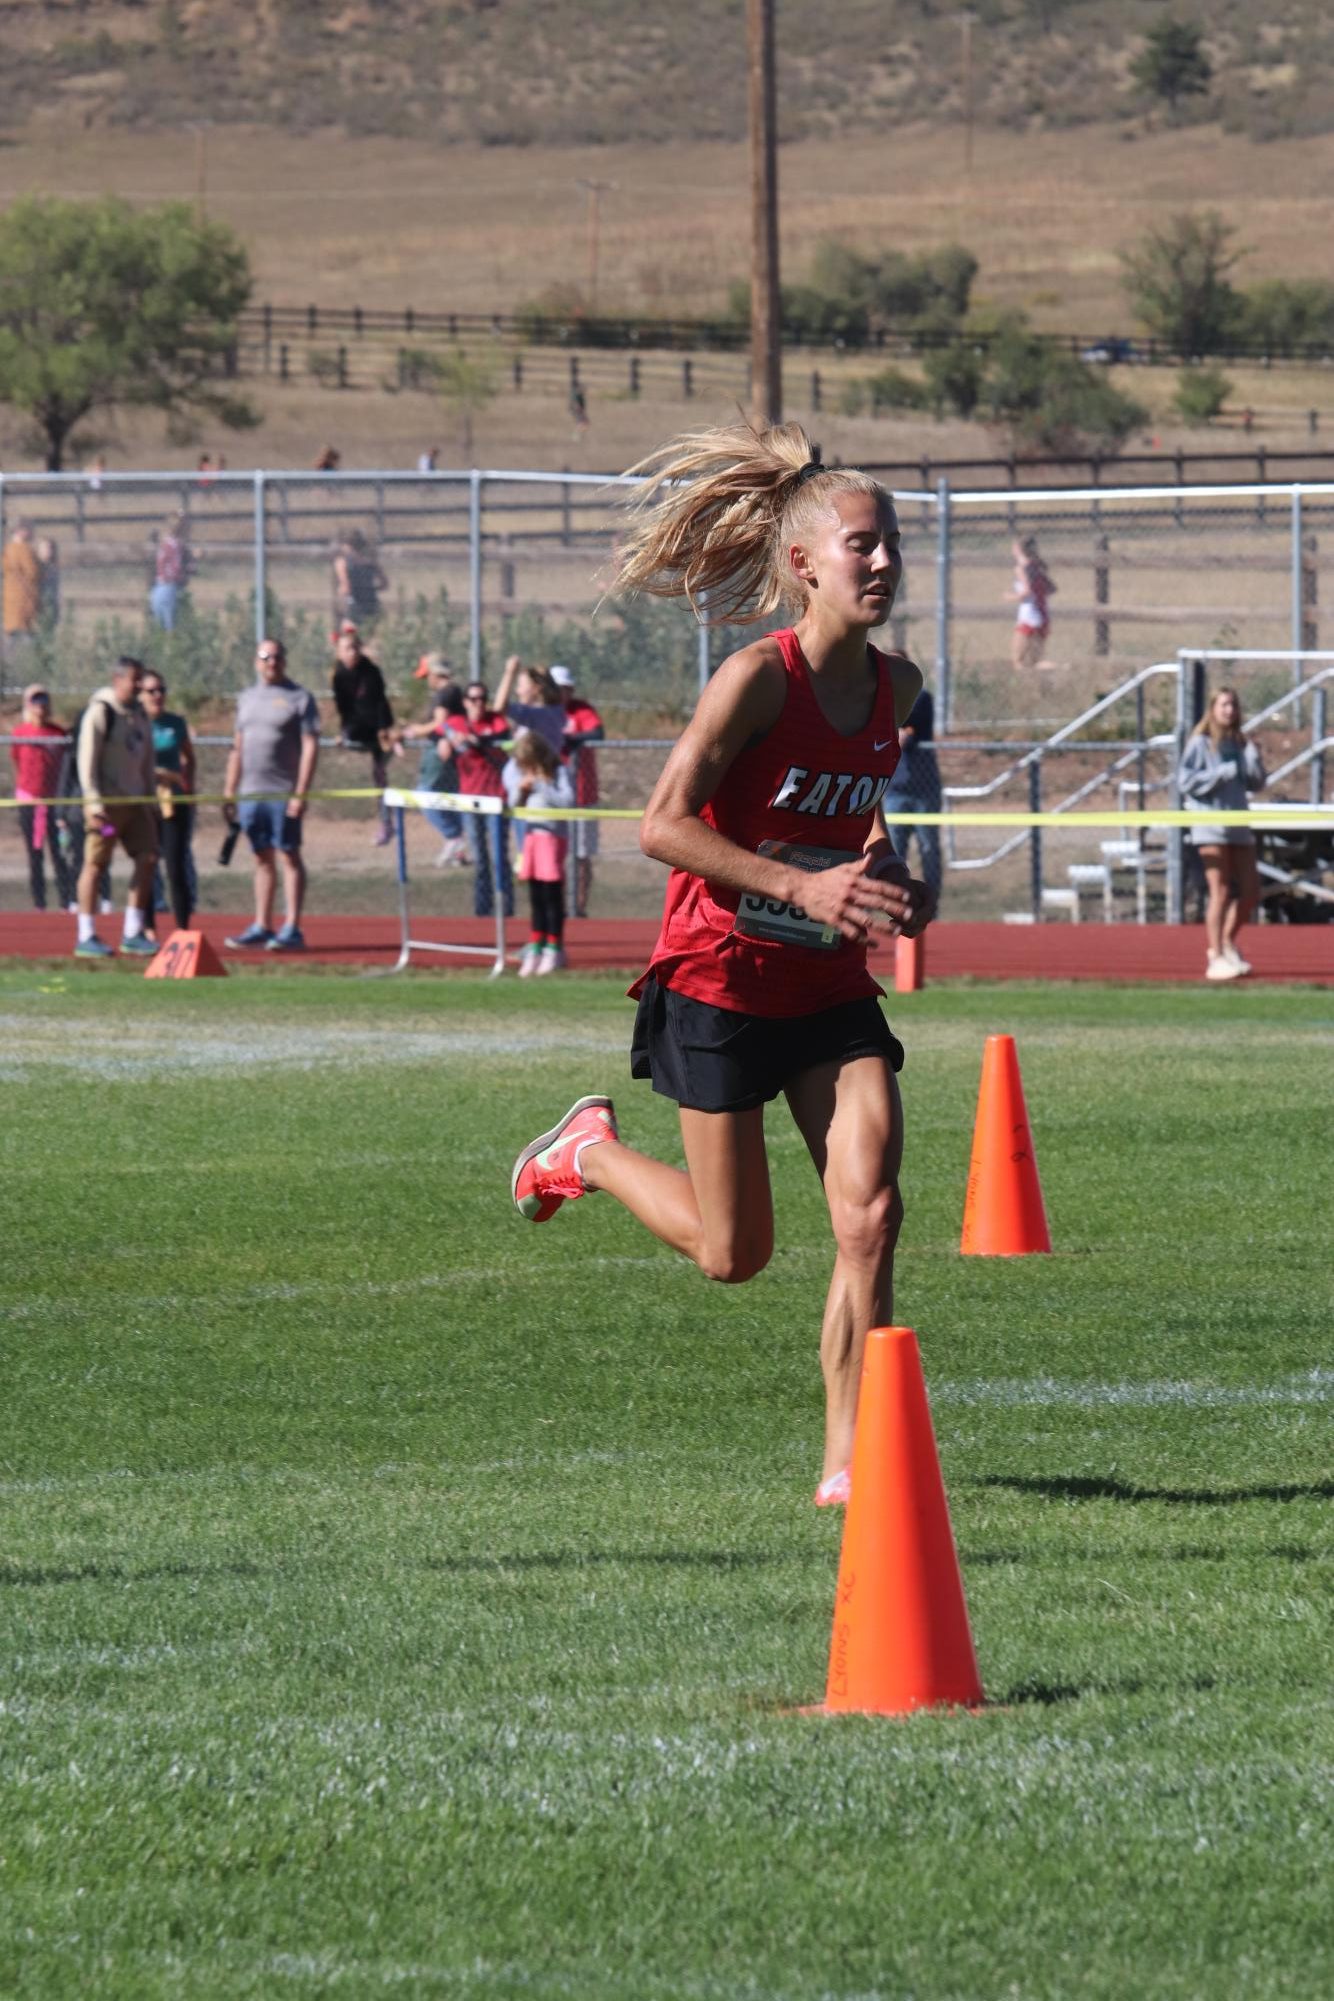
left=822, top=1327, right=983, bottom=1715
left=143, top=930, right=227, bottom=979
left=960, top=1033, right=1050, bottom=1256
left=894, top=931, right=925, bottom=993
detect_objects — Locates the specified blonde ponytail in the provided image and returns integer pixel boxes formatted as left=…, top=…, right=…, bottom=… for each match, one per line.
left=611, top=421, right=884, bottom=623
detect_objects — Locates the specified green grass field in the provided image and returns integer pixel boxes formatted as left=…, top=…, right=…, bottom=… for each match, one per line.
left=5, top=966, right=1332, bottom=2000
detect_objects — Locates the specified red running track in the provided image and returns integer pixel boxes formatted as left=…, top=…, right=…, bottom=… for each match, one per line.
left=3, top=911, right=1330, bottom=982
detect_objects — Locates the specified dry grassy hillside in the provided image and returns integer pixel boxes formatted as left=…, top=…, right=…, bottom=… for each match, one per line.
left=4, top=113, right=1334, bottom=473
left=5, top=8, right=1334, bottom=473
left=0, top=0, right=1332, bottom=148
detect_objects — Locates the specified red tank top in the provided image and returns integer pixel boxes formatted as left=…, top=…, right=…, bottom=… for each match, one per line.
left=635, top=628, right=903, bottom=1018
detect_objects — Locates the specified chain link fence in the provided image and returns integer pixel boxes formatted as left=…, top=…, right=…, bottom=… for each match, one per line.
left=2, top=470, right=1330, bottom=925
left=941, top=482, right=1329, bottom=733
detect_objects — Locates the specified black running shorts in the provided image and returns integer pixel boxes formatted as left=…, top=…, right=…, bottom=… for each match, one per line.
left=630, top=974, right=904, bottom=1115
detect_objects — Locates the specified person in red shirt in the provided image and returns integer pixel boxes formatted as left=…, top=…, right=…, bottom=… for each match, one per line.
left=549, top=664, right=604, bottom=917
left=445, top=679, right=513, bottom=917
left=10, top=684, right=75, bottom=911
left=512, top=424, right=934, bottom=1509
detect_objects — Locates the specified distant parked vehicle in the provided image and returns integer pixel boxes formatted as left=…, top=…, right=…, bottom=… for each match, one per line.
left=1080, top=336, right=1140, bottom=365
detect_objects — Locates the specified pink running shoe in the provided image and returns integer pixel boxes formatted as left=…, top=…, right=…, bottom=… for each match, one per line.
left=814, top=1467, right=851, bottom=1508
left=511, top=1095, right=618, bottom=1223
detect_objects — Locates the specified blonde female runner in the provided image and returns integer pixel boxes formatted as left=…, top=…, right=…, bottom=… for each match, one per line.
left=512, top=424, right=935, bottom=1505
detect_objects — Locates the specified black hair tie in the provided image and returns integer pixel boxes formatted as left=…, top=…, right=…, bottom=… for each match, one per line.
left=792, top=454, right=824, bottom=488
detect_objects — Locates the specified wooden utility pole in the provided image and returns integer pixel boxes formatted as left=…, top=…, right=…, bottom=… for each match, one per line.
left=576, top=178, right=616, bottom=310
left=960, top=13, right=975, bottom=177
left=747, top=0, right=781, bottom=426
left=191, top=122, right=210, bottom=218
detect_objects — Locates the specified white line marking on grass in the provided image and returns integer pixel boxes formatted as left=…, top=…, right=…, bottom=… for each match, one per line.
left=0, top=1255, right=675, bottom=1325
left=931, top=1371, right=1334, bottom=1410
left=0, top=1016, right=623, bottom=1081
left=0, top=1444, right=665, bottom=1499
left=258, top=1949, right=869, bottom=2000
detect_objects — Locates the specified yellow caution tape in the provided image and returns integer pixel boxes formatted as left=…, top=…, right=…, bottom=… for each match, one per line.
left=4, top=789, right=1330, bottom=833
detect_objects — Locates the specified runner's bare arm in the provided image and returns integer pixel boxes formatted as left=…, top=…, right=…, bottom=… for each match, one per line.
left=889, top=654, right=924, bottom=729
left=640, top=643, right=913, bottom=938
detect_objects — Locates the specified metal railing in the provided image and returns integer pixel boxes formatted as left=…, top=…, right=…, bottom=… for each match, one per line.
left=935, top=650, right=1334, bottom=921
left=4, top=468, right=1334, bottom=729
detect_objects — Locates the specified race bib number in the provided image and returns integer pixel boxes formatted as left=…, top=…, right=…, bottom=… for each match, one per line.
left=731, top=840, right=860, bottom=951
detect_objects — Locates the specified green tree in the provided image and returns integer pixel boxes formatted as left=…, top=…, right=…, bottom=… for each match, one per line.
left=1234, top=279, right=1334, bottom=357
left=435, top=349, right=498, bottom=459
left=1119, top=210, right=1243, bottom=359
left=0, top=196, right=255, bottom=470
left=1130, top=19, right=1213, bottom=117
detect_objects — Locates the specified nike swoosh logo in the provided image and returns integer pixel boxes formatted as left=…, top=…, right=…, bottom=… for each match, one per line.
left=873, top=739, right=897, bottom=752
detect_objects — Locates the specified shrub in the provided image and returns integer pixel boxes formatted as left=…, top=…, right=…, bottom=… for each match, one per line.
left=305, top=349, right=344, bottom=388
left=923, top=343, right=985, bottom=417
left=987, top=321, right=1148, bottom=453
left=1173, top=366, right=1233, bottom=425
left=868, top=367, right=930, bottom=413
left=729, top=238, right=979, bottom=350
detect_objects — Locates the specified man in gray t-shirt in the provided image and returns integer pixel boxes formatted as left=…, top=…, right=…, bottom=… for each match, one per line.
left=222, top=638, right=321, bottom=952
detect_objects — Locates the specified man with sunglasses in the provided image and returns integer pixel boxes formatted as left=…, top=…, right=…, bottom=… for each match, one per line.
left=222, top=639, right=320, bottom=951
left=444, top=680, right=513, bottom=918
left=140, top=672, right=198, bottom=931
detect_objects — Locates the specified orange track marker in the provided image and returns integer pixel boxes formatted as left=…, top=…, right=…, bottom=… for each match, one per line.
left=894, top=931, right=925, bottom=993
left=821, top=1327, right=983, bottom=1715
left=143, top=930, right=227, bottom=979
left=960, top=1033, right=1051, bottom=1256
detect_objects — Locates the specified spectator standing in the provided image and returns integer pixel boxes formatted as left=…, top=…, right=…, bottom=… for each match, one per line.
left=333, top=529, right=387, bottom=630
left=493, top=653, right=567, bottom=758
left=1009, top=535, right=1056, bottom=671
left=54, top=706, right=111, bottom=916
left=10, top=684, right=75, bottom=912
left=400, top=652, right=467, bottom=863
left=331, top=623, right=397, bottom=845
left=73, top=654, right=159, bottom=959
left=1177, top=685, right=1266, bottom=982
left=3, top=522, right=41, bottom=669
left=149, top=514, right=191, bottom=632
left=445, top=679, right=513, bottom=917
left=416, top=447, right=439, bottom=473
left=503, top=731, right=574, bottom=975
left=140, top=671, right=197, bottom=931
left=880, top=684, right=942, bottom=903
left=35, top=537, right=61, bottom=630
left=550, top=663, right=604, bottom=917
left=315, top=445, right=342, bottom=473
left=223, top=638, right=320, bottom=953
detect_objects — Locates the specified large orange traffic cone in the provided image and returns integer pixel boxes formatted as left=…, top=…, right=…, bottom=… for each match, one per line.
left=960, top=1033, right=1050, bottom=1256
left=822, top=1327, right=983, bottom=1715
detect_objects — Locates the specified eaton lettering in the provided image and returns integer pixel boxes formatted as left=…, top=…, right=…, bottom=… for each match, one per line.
left=770, top=765, right=891, bottom=818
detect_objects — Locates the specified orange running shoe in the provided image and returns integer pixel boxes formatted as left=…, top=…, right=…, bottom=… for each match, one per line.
left=814, top=1467, right=851, bottom=1508
left=511, top=1095, right=618, bottom=1223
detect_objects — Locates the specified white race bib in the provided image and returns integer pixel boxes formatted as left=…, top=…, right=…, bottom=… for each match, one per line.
left=731, top=840, right=860, bottom=951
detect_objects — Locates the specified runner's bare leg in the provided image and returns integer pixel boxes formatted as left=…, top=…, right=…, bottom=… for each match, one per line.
left=785, top=1056, right=904, bottom=1480
left=582, top=1107, right=773, bottom=1282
